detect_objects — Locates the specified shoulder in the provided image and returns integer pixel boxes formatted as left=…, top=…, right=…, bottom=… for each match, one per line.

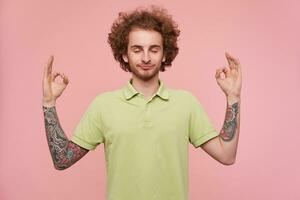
left=91, top=88, right=123, bottom=104
left=169, top=88, right=205, bottom=111
left=165, top=88, right=200, bottom=109
left=168, top=88, right=198, bottom=102
left=94, top=90, right=118, bottom=99
left=83, top=90, right=120, bottom=114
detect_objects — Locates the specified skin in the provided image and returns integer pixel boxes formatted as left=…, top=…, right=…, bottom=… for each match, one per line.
left=123, top=28, right=243, bottom=165
left=42, top=28, right=168, bottom=170
left=201, top=52, right=242, bottom=165
left=43, top=28, right=242, bottom=168
left=122, top=28, right=166, bottom=100
left=123, top=29, right=241, bottom=165
left=219, top=102, right=239, bottom=142
left=42, top=56, right=89, bottom=170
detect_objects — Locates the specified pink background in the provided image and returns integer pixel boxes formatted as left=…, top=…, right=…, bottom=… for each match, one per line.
left=1, top=0, right=299, bottom=199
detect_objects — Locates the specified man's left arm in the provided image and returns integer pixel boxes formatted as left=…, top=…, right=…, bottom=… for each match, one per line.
left=201, top=52, right=242, bottom=165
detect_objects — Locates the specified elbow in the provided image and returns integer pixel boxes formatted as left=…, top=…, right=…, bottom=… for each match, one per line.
left=53, top=163, right=71, bottom=170
left=222, top=160, right=235, bottom=166
left=54, top=165, right=67, bottom=170
left=54, top=166, right=67, bottom=170
left=220, top=155, right=236, bottom=166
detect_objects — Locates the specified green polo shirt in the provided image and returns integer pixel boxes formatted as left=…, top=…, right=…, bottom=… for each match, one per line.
left=71, top=78, right=219, bottom=200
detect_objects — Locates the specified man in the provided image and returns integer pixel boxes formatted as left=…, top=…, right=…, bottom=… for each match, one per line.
left=42, top=5, right=242, bottom=200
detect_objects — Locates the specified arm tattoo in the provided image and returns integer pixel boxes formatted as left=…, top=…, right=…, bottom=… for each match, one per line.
left=220, top=102, right=239, bottom=142
left=43, top=106, right=88, bottom=170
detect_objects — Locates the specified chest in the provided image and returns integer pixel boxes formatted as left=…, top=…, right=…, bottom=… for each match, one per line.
left=101, top=99, right=190, bottom=145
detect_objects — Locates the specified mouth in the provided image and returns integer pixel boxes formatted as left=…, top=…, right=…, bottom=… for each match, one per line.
left=138, top=64, right=154, bottom=70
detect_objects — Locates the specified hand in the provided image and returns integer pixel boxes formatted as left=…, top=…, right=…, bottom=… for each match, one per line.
left=42, top=55, right=69, bottom=107
left=215, top=52, right=242, bottom=99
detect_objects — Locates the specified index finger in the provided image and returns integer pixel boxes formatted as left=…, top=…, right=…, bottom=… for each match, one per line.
left=225, top=52, right=236, bottom=69
left=225, top=52, right=240, bottom=69
left=43, top=55, right=54, bottom=78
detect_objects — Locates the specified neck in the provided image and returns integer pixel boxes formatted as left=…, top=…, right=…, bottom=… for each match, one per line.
left=131, top=76, right=160, bottom=99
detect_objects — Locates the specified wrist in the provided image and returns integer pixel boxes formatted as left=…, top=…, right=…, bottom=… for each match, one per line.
left=42, top=100, right=56, bottom=108
left=226, top=95, right=240, bottom=105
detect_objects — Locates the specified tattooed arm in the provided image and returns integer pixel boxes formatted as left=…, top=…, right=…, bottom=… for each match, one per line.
left=42, top=55, right=88, bottom=170
left=200, top=97, right=240, bottom=165
left=43, top=105, right=89, bottom=170
left=200, top=52, right=242, bottom=165
left=219, top=97, right=240, bottom=160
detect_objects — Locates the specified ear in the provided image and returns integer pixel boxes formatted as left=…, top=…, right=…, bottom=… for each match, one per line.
left=162, top=54, right=166, bottom=62
left=122, top=54, right=128, bottom=63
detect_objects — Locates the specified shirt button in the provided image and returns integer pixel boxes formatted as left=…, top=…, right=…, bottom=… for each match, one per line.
left=143, top=121, right=153, bottom=128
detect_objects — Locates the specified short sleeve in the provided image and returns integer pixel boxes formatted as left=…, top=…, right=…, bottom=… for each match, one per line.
left=71, top=96, right=104, bottom=150
left=188, top=94, right=219, bottom=148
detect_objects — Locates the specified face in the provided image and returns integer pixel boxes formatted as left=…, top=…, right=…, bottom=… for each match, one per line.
left=122, top=28, right=166, bottom=82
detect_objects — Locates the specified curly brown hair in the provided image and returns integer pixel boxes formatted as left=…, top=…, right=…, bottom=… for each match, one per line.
left=107, top=5, right=180, bottom=72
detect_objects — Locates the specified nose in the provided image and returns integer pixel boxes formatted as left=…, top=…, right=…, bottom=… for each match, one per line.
left=142, top=52, right=150, bottom=63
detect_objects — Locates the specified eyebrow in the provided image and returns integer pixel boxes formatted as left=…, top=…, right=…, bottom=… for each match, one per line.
left=130, top=45, right=162, bottom=49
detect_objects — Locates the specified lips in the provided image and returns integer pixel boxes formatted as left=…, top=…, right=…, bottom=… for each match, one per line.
left=138, top=65, right=154, bottom=70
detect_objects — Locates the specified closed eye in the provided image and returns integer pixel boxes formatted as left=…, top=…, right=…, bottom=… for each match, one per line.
left=151, top=47, right=162, bottom=53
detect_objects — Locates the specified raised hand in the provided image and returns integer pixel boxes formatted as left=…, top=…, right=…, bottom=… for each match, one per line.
left=42, top=55, right=69, bottom=107
left=215, top=52, right=242, bottom=99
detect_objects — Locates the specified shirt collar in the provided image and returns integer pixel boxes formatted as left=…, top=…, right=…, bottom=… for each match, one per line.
left=123, top=78, right=169, bottom=101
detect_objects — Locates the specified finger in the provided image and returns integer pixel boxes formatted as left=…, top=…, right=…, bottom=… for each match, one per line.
left=215, top=68, right=223, bottom=80
left=235, top=58, right=241, bottom=75
left=226, top=52, right=240, bottom=71
left=226, top=52, right=239, bottom=70
left=43, top=55, right=53, bottom=80
left=235, top=58, right=242, bottom=70
left=228, top=57, right=241, bottom=76
left=43, top=56, right=54, bottom=86
left=52, top=71, right=60, bottom=82
left=236, top=59, right=243, bottom=78
left=223, top=67, right=230, bottom=77
left=225, top=52, right=236, bottom=60
left=225, top=52, right=236, bottom=70
left=52, top=72, right=69, bottom=85
left=215, top=68, right=220, bottom=78
left=46, top=55, right=54, bottom=75
left=62, top=73, right=69, bottom=85
left=225, top=52, right=239, bottom=62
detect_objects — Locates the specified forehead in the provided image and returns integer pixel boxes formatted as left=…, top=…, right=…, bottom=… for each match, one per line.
left=128, top=28, right=163, bottom=47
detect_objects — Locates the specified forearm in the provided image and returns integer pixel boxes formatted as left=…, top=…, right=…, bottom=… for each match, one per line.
left=43, top=106, right=88, bottom=170
left=218, top=96, right=240, bottom=163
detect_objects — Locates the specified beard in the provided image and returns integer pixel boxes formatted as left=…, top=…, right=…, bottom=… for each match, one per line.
left=129, top=64, right=161, bottom=81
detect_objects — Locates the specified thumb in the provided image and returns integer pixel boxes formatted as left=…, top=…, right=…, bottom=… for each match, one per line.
left=215, top=68, right=223, bottom=80
left=223, top=67, right=230, bottom=77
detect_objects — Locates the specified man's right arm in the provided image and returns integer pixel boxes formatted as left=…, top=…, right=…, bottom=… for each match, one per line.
left=43, top=105, right=89, bottom=170
left=42, top=55, right=89, bottom=170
